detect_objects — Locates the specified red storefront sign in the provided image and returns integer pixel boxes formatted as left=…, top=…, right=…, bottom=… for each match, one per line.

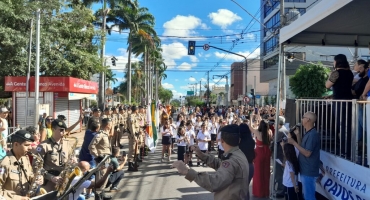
left=4, top=76, right=98, bottom=94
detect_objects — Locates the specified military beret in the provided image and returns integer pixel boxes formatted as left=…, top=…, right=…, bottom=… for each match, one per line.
left=57, top=115, right=67, bottom=121
left=104, top=107, right=110, bottom=111
left=131, top=106, right=137, bottom=111
left=118, top=107, right=123, bottom=111
left=12, top=130, right=34, bottom=142
left=51, top=119, right=67, bottom=129
left=93, top=108, right=101, bottom=112
left=138, top=106, right=143, bottom=109
left=220, top=124, right=240, bottom=136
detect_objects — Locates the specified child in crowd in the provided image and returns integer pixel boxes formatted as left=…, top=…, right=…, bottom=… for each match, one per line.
left=282, top=143, right=303, bottom=200
left=196, top=123, right=210, bottom=166
left=176, top=126, right=188, bottom=162
left=185, top=121, right=196, bottom=166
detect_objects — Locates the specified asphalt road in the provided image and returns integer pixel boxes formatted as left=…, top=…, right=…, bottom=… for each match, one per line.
left=104, top=140, right=271, bottom=200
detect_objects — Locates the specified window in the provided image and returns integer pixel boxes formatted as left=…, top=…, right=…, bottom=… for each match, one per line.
left=264, top=11, right=280, bottom=37
left=263, top=55, right=279, bottom=69
left=263, top=36, right=279, bottom=55
left=264, top=0, right=279, bottom=18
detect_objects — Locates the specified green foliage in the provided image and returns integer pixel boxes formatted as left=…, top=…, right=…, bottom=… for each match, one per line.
left=186, top=96, right=204, bottom=107
left=158, top=86, right=173, bottom=104
left=270, top=95, right=276, bottom=106
left=90, top=100, right=97, bottom=108
left=264, top=96, right=270, bottom=105
left=290, top=63, right=330, bottom=98
left=0, top=0, right=102, bottom=84
left=170, top=99, right=180, bottom=107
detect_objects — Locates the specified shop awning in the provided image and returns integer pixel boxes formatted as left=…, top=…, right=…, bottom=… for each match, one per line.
left=280, top=0, right=370, bottom=47
left=4, top=76, right=98, bottom=94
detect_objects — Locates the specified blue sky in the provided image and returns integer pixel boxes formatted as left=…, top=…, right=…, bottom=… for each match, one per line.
left=99, top=0, right=261, bottom=99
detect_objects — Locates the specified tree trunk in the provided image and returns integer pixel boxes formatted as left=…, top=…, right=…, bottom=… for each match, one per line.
left=127, top=41, right=132, bottom=104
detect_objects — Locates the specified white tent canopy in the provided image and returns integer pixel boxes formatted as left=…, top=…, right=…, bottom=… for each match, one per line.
left=280, top=0, right=370, bottom=48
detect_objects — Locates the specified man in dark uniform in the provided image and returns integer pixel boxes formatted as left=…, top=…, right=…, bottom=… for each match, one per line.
left=35, top=119, right=75, bottom=192
left=172, top=124, right=249, bottom=200
left=0, top=130, right=41, bottom=199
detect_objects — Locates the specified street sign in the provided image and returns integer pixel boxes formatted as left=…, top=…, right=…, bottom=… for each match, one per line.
left=187, top=91, right=194, bottom=96
left=244, top=96, right=250, bottom=103
left=203, top=44, right=210, bottom=51
left=255, top=95, right=261, bottom=99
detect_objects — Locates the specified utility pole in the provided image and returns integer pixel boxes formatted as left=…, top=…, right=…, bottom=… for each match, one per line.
left=207, top=71, right=210, bottom=106
left=199, top=80, right=201, bottom=98
left=34, top=9, right=41, bottom=126
left=26, top=19, right=33, bottom=127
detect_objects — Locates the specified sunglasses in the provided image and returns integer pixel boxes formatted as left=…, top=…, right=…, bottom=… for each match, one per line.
left=47, top=118, right=54, bottom=121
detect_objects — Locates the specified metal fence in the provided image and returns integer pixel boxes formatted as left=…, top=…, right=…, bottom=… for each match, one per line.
left=295, top=99, right=369, bottom=166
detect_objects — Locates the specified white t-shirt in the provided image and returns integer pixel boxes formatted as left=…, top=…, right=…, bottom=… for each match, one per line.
left=197, top=130, right=210, bottom=150
left=186, top=129, right=196, bottom=146
left=0, top=118, right=8, bottom=139
left=176, top=134, right=187, bottom=146
left=161, top=126, right=172, bottom=137
left=283, top=161, right=298, bottom=187
left=195, top=121, right=202, bottom=131
left=217, top=131, right=224, bottom=151
left=209, top=123, right=217, bottom=135
left=171, top=123, right=177, bottom=138
left=68, top=176, right=92, bottom=200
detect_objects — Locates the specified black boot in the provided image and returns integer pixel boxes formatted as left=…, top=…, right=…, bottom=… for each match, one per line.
left=128, top=162, right=138, bottom=172
left=136, top=154, right=143, bottom=162
left=188, top=160, right=193, bottom=167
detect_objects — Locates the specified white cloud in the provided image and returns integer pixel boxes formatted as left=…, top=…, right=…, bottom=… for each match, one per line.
left=106, top=48, right=140, bottom=70
left=221, top=65, right=230, bottom=69
left=163, top=15, right=208, bottom=38
left=213, top=77, right=226, bottom=83
left=214, top=48, right=260, bottom=61
left=190, top=56, right=199, bottom=63
left=171, top=90, right=184, bottom=99
left=208, top=9, right=242, bottom=29
left=161, top=42, right=188, bottom=68
left=180, top=85, right=190, bottom=90
left=113, top=76, right=126, bottom=83
left=188, top=77, right=196, bottom=82
left=200, top=78, right=207, bottom=82
left=177, top=62, right=192, bottom=70
left=162, top=83, right=174, bottom=89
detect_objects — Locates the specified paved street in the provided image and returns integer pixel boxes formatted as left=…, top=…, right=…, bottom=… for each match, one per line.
left=103, top=138, right=271, bottom=200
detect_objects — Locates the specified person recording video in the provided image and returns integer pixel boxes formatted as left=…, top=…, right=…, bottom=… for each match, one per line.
left=106, top=147, right=128, bottom=192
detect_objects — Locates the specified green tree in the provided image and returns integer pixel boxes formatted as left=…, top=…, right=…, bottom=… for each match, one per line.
left=170, top=99, right=180, bottom=107
left=290, top=63, right=330, bottom=98
left=108, top=1, right=156, bottom=103
left=0, top=0, right=102, bottom=80
left=158, top=86, right=173, bottom=104
left=185, top=96, right=204, bottom=107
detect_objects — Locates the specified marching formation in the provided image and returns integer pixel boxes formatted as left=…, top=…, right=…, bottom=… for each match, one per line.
left=0, top=104, right=148, bottom=200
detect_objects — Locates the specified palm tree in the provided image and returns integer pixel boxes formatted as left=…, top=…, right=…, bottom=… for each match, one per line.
left=108, top=1, right=156, bottom=103
left=105, top=69, right=118, bottom=89
left=72, top=0, right=136, bottom=107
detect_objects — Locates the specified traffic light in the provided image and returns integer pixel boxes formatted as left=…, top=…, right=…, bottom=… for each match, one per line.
left=113, top=87, right=118, bottom=94
left=251, top=89, right=255, bottom=96
left=111, top=58, right=116, bottom=66
left=188, top=41, right=196, bottom=55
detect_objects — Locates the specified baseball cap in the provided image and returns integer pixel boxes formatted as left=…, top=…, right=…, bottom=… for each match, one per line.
left=12, top=130, right=34, bottom=142
left=51, top=119, right=67, bottom=129
left=0, top=107, right=9, bottom=113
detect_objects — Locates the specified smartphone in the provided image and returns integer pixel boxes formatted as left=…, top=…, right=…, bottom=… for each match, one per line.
left=122, top=151, right=127, bottom=157
left=254, top=107, right=258, bottom=114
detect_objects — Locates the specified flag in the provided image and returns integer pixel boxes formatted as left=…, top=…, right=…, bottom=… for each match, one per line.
left=151, top=100, right=158, bottom=147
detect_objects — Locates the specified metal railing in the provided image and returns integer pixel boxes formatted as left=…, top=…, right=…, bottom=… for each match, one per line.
left=295, top=99, right=369, bottom=166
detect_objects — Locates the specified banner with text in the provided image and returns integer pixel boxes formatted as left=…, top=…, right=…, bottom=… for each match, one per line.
left=317, top=151, right=369, bottom=200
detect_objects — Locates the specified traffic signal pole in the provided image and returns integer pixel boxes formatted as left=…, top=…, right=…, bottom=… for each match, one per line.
left=188, top=41, right=248, bottom=103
